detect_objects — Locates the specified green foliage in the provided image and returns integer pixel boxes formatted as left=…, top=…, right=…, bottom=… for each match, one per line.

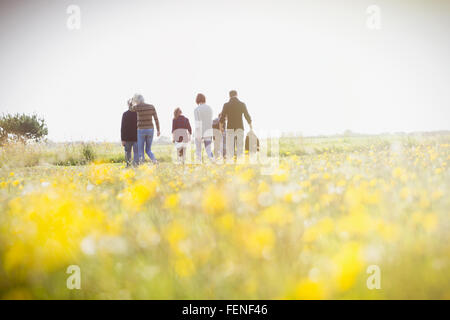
left=82, top=143, right=96, bottom=162
left=0, top=113, right=48, bottom=145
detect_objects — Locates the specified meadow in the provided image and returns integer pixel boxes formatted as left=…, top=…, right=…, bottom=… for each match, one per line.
left=0, top=133, right=449, bottom=299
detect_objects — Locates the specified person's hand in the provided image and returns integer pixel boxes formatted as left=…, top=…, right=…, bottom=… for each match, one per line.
left=249, top=123, right=253, bottom=131
left=122, top=141, right=126, bottom=146
left=157, top=131, right=161, bottom=137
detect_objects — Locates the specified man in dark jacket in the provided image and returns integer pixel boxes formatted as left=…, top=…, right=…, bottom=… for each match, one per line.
left=219, top=90, right=252, bottom=160
left=121, top=99, right=138, bottom=167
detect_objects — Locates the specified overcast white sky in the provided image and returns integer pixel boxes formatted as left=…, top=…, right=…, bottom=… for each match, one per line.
left=0, top=0, right=449, bottom=142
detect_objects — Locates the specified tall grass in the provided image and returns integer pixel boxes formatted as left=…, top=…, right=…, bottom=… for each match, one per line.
left=1, top=133, right=449, bottom=170
left=0, top=141, right=175, bottom=169
left=0, top=142, right=118, bottom=169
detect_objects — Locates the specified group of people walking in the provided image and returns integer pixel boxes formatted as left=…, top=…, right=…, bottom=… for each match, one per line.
left=121, top=90, right=257, bottom=166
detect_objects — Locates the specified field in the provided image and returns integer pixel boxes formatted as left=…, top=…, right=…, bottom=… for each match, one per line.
left=0, top=133, right=449, bottom=299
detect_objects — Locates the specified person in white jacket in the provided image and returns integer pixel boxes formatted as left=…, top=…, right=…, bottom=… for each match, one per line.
left=194, top=93, right=214, bottom=163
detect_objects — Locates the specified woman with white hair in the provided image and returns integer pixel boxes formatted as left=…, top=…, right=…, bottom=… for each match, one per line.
left=132, top=94, right=160, bottom=164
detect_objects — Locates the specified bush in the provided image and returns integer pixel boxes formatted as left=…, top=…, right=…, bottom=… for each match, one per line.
left=0, top=113, right=48, bottom=145
left=82, top=143, right=96, bottom=162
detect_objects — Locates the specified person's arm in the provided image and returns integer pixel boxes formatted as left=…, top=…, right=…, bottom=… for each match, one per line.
left=185, top=118, right=192, bottom=142
left=172, top=119, right=175, bottom=143
left=121, top=113, right=126, bottom=145
left=219, top=105, right=227, bottom=127
left=194, top=108, right=199, bottom=122
left=187, top=118, right=192, bottom=135
left=153, top=108, right=160, bottom=136
left=194, top=108, right=201, bottom=136
left=243, top=103, right=252, bottom=130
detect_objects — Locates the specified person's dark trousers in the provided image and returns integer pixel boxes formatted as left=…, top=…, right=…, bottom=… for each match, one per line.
left=223, top=134, right=226, bottom=158
left=124, top=141, right=138, bottom=167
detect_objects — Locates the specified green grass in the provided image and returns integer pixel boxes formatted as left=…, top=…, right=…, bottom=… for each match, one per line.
left=0, top=132, right=449, bottom=299
left=1, top=133, right=449, bottom=170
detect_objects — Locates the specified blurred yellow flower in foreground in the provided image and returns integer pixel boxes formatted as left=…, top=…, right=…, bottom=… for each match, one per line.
left=245, top=226, right=275, bottom=258
left=292, top=279, right=325, bottom=300
left=258, top=205, right=293, bottom=226
left=121, top=181, right=157, bottom=211
left=332, top=242, right=364, bottom=291
left=120, top=168, right=136, bottom=182
left=412, top=212, right=438, bottom=232
left=0, top=134, right=448, bottom=299
left=165, top=221, right=187, bottom=254
left=337, top=210, right=374, bottom=236
left=164, top=194, right=179, bottom=210
left=272, top=170, right=288, bottom=183
left=88, top=164, right=115, bottom=185
left=202, top=185, right=227, bottom=214
left=215, top=213, right=235, bottom=233
left=2, top=190, right=115, bottom=274
left=174, top=256, right=195, bottom=278
left=303, top=217, right=334, bottom=243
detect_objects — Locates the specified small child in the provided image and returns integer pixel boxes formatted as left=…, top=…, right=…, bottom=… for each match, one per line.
left=172, top=108, right=192, bottom=164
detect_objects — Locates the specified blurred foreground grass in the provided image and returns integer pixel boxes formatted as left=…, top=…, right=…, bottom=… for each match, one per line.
left=0, top=133, right=449, bottom=299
